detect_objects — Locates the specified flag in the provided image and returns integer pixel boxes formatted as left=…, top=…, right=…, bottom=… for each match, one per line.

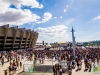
left=93, top=67, right=98, bottom=72
left=98, top=66, right=100, bottom=71
left=28, top=67, right=34, bottom=73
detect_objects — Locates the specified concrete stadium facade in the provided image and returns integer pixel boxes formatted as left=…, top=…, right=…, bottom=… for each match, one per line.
left=0, top=24, right=39, bottom=51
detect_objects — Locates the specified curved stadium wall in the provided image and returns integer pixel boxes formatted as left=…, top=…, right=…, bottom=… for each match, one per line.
left=0, top=24, right=39, bottom=51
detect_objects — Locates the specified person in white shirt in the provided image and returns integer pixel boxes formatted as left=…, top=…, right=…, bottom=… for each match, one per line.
left=59, top=65, right=62, bottom=75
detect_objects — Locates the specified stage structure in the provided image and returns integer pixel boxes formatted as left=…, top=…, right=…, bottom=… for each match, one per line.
left=71, top=27, right=76, bottom=56
left=0, top=24, right=39, bottom=51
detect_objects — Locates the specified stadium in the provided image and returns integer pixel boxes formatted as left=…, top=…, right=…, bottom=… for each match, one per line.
left=0, top=24, right=39, bottom=51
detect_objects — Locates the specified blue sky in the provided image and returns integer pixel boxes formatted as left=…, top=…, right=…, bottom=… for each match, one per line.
left=0, top=0, right=100, bottom=43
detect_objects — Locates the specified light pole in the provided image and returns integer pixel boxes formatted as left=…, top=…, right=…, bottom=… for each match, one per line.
left=71, top=27, right=76, bottom=57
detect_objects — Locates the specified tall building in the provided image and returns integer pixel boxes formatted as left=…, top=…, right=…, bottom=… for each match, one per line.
left=0, top=24, right=39, bottom=51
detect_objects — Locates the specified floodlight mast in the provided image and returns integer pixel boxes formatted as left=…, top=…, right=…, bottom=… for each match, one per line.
left=71, top=27, right=76, bottom=57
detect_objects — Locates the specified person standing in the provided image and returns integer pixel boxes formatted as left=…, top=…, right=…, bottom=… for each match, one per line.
left=59, top=65, right=62, bottom=75
left=55, top=65, right=58, bottom=75
left=78, top=60, right=82, bottom=70
left=34, top=55, right=36, bottom=65
left=20, top=61, right=22, bottom=69
left=68, top=65, right=72, bottom=75
left=39, top=57, right=42, bottom=64
left=76, top=59, right=79, bottom=71
left=8, top=65, right=12, bottom=75
left=3, top=69, right=8, bottom=75
left=72, top=59, right=76, bottom=69
left=52, top=66, right=56, bottom=75
left=16, top=60, right=19, bottom=70
left=1, top=57, right=4, bottom=67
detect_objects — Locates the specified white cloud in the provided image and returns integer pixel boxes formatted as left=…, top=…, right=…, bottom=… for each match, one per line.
left=59, top=18, right=75, bottom=26
left=54, top=17, right=57, bottom=19
left=64, top=5, right=68, bottom=13
left=0, top=0, right=43, bottom=26
left=93, top=15, right=100, bottom=20
left=60, top=16, right=62, bottom=18
left=96, top=31, right=100, bottom=34
left=2, top=0, right=43, bottom=9
left=35, top=25, right=69, bottom=41
left=0, top=8, right=40, bottom=26
left=76, top=36, right=94, bottom=42
left=36, top=12, right=52, bottom=24
left=69, top=0, right=74, bottom=9
left=66, top=5, right=69, bottom=8
left=43, top=12, right=52, bottom=22
left=66, top=18, right=75, bottom=25
left=64, top=9, right=66, bottom=12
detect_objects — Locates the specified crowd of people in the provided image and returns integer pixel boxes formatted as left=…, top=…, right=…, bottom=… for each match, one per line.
left=0, top=49, right=33, bottom=75
left=33, top=47, right=100, bottom=75
left=0, top=46, right=100, bottom=75
left=53, top=64, right=62, bottom=75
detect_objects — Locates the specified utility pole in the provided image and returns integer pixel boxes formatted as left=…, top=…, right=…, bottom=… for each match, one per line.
left=71, top=27, right=76, bottom=57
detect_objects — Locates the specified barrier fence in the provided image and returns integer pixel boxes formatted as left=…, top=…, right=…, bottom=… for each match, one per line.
left=23, top=64, right=34, bottom=73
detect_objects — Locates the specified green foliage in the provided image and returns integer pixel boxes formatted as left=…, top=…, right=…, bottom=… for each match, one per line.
left=83, top=41, right=100, bottom=46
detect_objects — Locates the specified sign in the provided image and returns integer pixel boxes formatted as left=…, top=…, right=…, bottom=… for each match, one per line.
left=93, top=62, right=100, bottom=74
left=28, top=67, right=34, bottom=73
left=24, top=64, right=34, bottom=73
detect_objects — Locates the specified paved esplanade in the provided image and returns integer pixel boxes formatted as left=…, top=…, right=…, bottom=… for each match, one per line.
left=18, top=59, right=96, bottom=75
left=0, top=56, right=96, bottom=75
left=33, top=60, right=95, bottom=75
left=0, top=58, right=30, bottom=75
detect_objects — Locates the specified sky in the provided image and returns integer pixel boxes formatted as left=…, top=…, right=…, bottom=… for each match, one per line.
left=0, top=0, right=100, bottom=43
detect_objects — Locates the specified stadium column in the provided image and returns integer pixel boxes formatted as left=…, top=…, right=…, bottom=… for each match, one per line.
left=33, top=33, right=37, bottom=46
left=12, top=26, right=18, bottom=50
left=20, top=29, right=25, bottom=49
left=34, top=33, right=39, bottom=46
left=3, top=24, right=9, bottom=50
left=25, top=30, right=30, bottom=49
left=29, top=31, right=34, bottom=47
left=32, top=32, right=36, bottom=48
